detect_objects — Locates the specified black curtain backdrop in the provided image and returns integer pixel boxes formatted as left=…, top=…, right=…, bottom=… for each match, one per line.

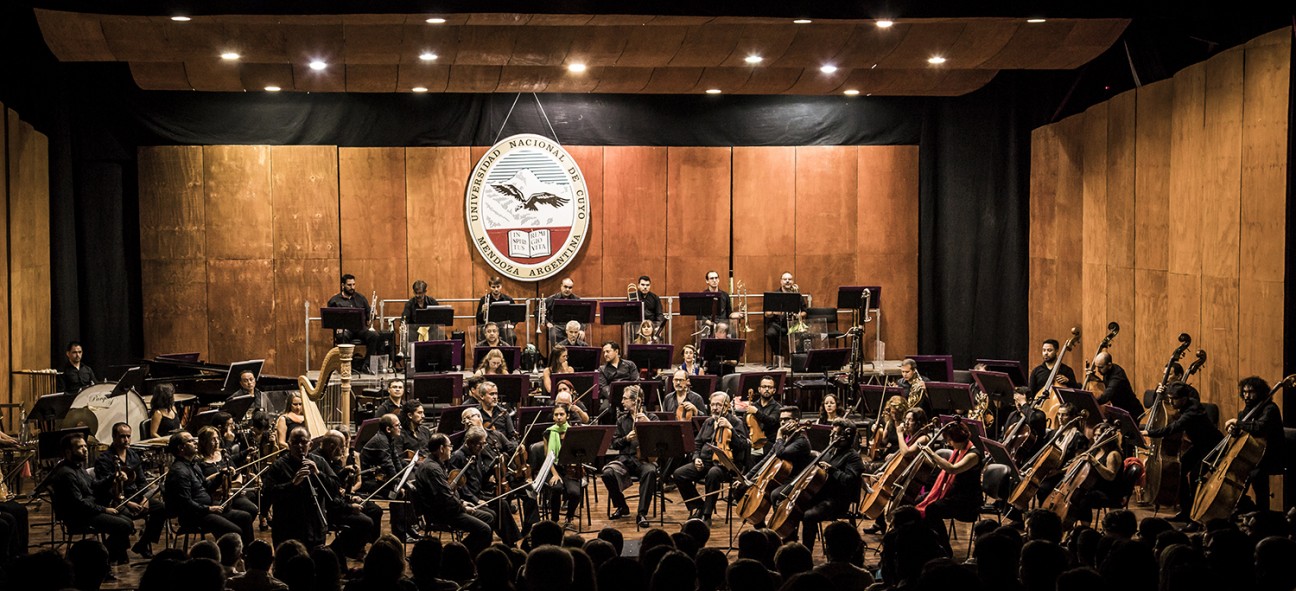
left=0, top=1, right=1140, bottom=374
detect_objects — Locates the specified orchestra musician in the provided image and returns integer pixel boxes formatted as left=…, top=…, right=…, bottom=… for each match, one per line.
left=818, top=393, right=847, bottom=425
left=147, top=383, right=182, bottom=439
left=791, top=418, right=865, bottom=552
left=476, top=276, right=515, bottom=331
left=633, top=320, right=659, bottom=345
left=50, top=433, right=136, bottom=563
left=662, top=369, right=707, bottom=419
left=736, top=376, right=782, bottom=467
left=91, top=422, right=166, bottom=558
left=601, top=386, right=657, bottom=528
left=0, top=419, right=29, bottom=561
left=698, top=270, right=740, bottom=331
left=1055, top=422, right=1124, bottom=526
left=460, top=407, right=540, bottom=533
left=553, top=380, right=591, bottom=425
left=1028, top=339, right=1079, bottom=394
left=476, top=322, right=508, bottom=349
left=763, top=273, right=805, bottom=369
left=1030, top=404, right=1091, bottom=503
left=1143, top=362, right=1185, bottom=410
left=448, top=426, right=520, bottom=546
left=227, top=370, right=266, bottom=417
left=1001, top=388, right=1048, bottom=455
left=633, top=275, right=665, bottom=329
left=475, top=348, right=509, bottom=376
left=679, top=344, right=703, bottom=376
left=196, top=426, right=261, bottom=522
left=1225, top=376, right=1285, bottom=511
left=274, top=393, right=310, bottom=450
left=542, top=345, right=574, bottom=394
left=375, top=378, right=406, bottom=418
left=58, top=340, right=96, bottom=395
left=672, top=392, right=750, bottom=522
left=414, top=432, right=495, bottom=555
left=401, top=279, right=441, bottom=341
left=318, top=430, right=384, bottom=545
left=163, top=431, right=255, bottom=544
left=542, top=405, right=583, bottom=528
left=472, top=381, right=519, bottom=443
left=542, top=278, right=579, bottom=347
left=897, top=359, right=931, bottom=417
left=1086, top=352, right=1142, bottom=420
left=556, top=320, right=589, bottom=347
left=399, top=401, right=432, bottom=455
left=732, top=406, right=813, bottom=514
left=263, top=426, right=335, bottom=549
left=360, top=414, right=416, bottom=542
left=861, top=407, right=930, bottom=535
left=915, top=421, right=983, bottom=552
left=597, top=342, right=639, bottom=394
left=1144, top=381, right=1222, bottom=521
left=327, top=274, right=381, bottom=373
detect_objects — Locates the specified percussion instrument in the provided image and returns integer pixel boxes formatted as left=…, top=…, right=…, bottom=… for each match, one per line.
left=70, top=384, right=148, bottom=443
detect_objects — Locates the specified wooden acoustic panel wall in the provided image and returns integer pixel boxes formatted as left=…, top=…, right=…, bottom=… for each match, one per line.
left=4, top=106, right=53, bottom=433
left=141, top=143, right=920, bottom=375
left=1029, top=30, right=1289, bottom=425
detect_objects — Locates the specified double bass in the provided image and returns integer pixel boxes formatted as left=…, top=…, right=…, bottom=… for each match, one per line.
left=1035, top=328, right=1080, bottom=431
left=1139, top=335, right=1196, bottom=507
left=1190, top=374, right=1295, bottom=523
left=1076, top=322, right=1121, bottom=412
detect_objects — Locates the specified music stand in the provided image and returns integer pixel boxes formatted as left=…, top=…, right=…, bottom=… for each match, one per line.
left=926, top=382, right=973, bottom=416
left=413, top=306, right=454, bottom=327
left=30, top=393, right=75, bottom=424
left=112, top=366, right=149, bottom=397
left=223, top=359, right=265, bottom=394
left=974, top=359, right=1028, bottom=388
left=971, top=370, right=1016, bottom=405
left=187, top=409, right=221, bottom=433
left=855, top=384, right=899, bottom=417
left=474, top=346, right=522, bottom=373
left=515, top=407, right=550, bottom=435
left=764, top=292, right=804, bottom=315
left=321, top=307, right=366, bottom=332
left=937, top=415, right=987, bottom=441
left=557, top=426, right=614, bottom=465
left=976, top=437, right=1018, bottom=470
left=679, top=292, right=722, bottom=319
left=355, top=418, right=382, bottom=448
left=434, top=405, right=474, bottom=436
left=552, top=300, right=597, bottom=327
left=412, top=374, right=462, bottom=406
left=414, top=341, right=460, bottom=373
left=806, top=424, right=833, bottom=450
left=523, top=422, right=556, bottom=447
left=486, top=374, right=529, bottom=407
left=548, top=372, right=599, bottom=401
left=1102, top=405, right=1146, bottom=449
left=627, top=344, right=674, bottom=377
left=1056, top=388, right=1104, bottom=428
left=837, top=285, right=882, bottom=310
left=803, top=348, right=850, bottom=375
left=490, top=303, right=528, bottom=330
left=635, top=419, right=697, bottom=526
left=734, top=372, right=786, bottom=400
left=687, top=375, right=718, bottom=398
left=221, top=395, right=255, bottom=421
left=699, top=338, right=744, bottom=374
left=610, top=380, right=665, bottom=414
left=909, top=355, right=954, bottom=382
left=600, top=301, right=643, bottom=326
left=564, top=347, right=601, bottom=372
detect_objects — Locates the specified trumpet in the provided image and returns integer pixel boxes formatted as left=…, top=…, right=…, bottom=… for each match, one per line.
left=482, top=291, right=491, bottom=323
left=537, top=295, right=547, bottom=335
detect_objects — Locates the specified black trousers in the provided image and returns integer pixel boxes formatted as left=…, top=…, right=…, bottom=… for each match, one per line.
left=673, top=462, right=729, bottom=518
left=799, top=497, right=849, bottom=551
left=78, top=512, right=135, bottom=560
left=544, top=469, right=582, bottom=522
left=122, top=497, right=167, bottom=545
left=183, top=507, right=254, bottom=545
left=602, top=459, right=658, bottom=516
left=0, top=500, right=29, bottom=559
left=435, top=508, right=494, bottom=555
left=326, top=504, right=381, bottom=558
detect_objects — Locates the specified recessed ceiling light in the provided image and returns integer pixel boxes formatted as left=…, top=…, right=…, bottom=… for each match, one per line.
left=567, top=63, right=587, bottom=73
left=1027, top=18, right=1047, bottom=24
left=412, top=87, right=428, bottom=93
left=844, top=89, right=860, bottom=96
left=744, top=55, right=763, bottom=64
left=705, top=89, right=722, bottom=94
left=220, top=52, right=240, bottom=61
left=927, top=56, right=946, bottom=65
left=876, top=20, right=894, bottom=28
left=425, top=17, right=446, bottom=24
left=170, top=16, right=191, bottom=22
left=419, top=52, right=438, bottom=61
left=820, top=65, right=838, bottom=74
left=793, top=19, right=812, bottom=24
left=309, top=61, right=327, bottom=71
left=264, top=86, right=281, bottom=92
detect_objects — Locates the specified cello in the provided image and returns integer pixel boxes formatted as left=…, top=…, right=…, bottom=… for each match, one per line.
left=1006, top=412, right=1087, bottom=510
left=1040, top=426, right=1122, bottom=523
left=735, top=422, right=805, bottom=525
left=859, top=419, right=942, bottom=519
left=768, top=424, right=868, bottom=538
left=1190, top=374, right=1295, bottom=523
left=1139, top=335, right=1195, bottom=507
left=1035, top=328, right=1081, bottom=430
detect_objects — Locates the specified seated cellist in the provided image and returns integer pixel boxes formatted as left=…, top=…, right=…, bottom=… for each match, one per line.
left=1145, top=381, right=1221, bottom=522
left=915, top=421, right=982, bottom=552
left=789, top=418, right=864, bottom=553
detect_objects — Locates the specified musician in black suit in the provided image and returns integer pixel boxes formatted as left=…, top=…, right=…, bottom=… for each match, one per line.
left=58, top=341, right=95, bottom=394
left=792, top=419, right=864, bottom=552
left=601, top=386, right=658, bottom=528
left=49, top=433, right=135, bottom=563
left=1088, top=352, right=1142, bottom=420
left=327, top=273, right=381, bottom=372
left=448, top=427, right=519, bottom=546
left=542, top=278, right=580, bottom=347
left=163, top=431, right=255, bottom=544
left=91, top=422, right=166, bottom=557
left=1027, top=339, right=1079, bottom=394
left=1226, top=376, right=1286, bottom=512
left=414, top=433, right=495, bottom=555
left=672, top=392, right=750, bottom=522
left=1145, top=382, right=1222, bottom=521
left=360, top=413, right=416, bottom=541
left=263, top=426, right=334, bottom=549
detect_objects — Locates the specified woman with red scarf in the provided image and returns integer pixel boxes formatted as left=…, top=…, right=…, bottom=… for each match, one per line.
left=916, top=420, right=983, bottom=552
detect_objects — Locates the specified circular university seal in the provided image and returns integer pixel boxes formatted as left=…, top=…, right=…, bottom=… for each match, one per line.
left=465, top=134, right=590, bottom=282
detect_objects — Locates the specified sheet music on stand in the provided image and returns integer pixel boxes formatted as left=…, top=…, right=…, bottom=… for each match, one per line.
left=532, top=452, right=558, bottom=494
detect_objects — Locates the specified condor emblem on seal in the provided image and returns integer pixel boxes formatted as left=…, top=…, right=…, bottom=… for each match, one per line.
left=465, top=133, right=590, bottom=282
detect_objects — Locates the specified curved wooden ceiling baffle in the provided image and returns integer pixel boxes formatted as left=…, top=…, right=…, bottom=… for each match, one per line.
left=34, top=10, right=1127, bottom=95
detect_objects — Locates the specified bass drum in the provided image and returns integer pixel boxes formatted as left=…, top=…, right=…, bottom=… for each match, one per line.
left=70, top=383, right=149, bottom=444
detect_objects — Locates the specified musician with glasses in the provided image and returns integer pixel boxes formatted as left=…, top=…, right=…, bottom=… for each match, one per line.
left=602, top=386, right=657, bottom=528
left=672, top=392, right=750, bottom=523
left=91, top=422, right=166, bottom=558
left=556, top=320, right=589, bottom=347
left=1224, top=376, right=1285, bottom=512
left=661, top=369, right=707, bottom=419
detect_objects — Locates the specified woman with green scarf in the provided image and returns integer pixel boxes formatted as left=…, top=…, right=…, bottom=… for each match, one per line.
left=543, top=406, right=582, bottom=529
